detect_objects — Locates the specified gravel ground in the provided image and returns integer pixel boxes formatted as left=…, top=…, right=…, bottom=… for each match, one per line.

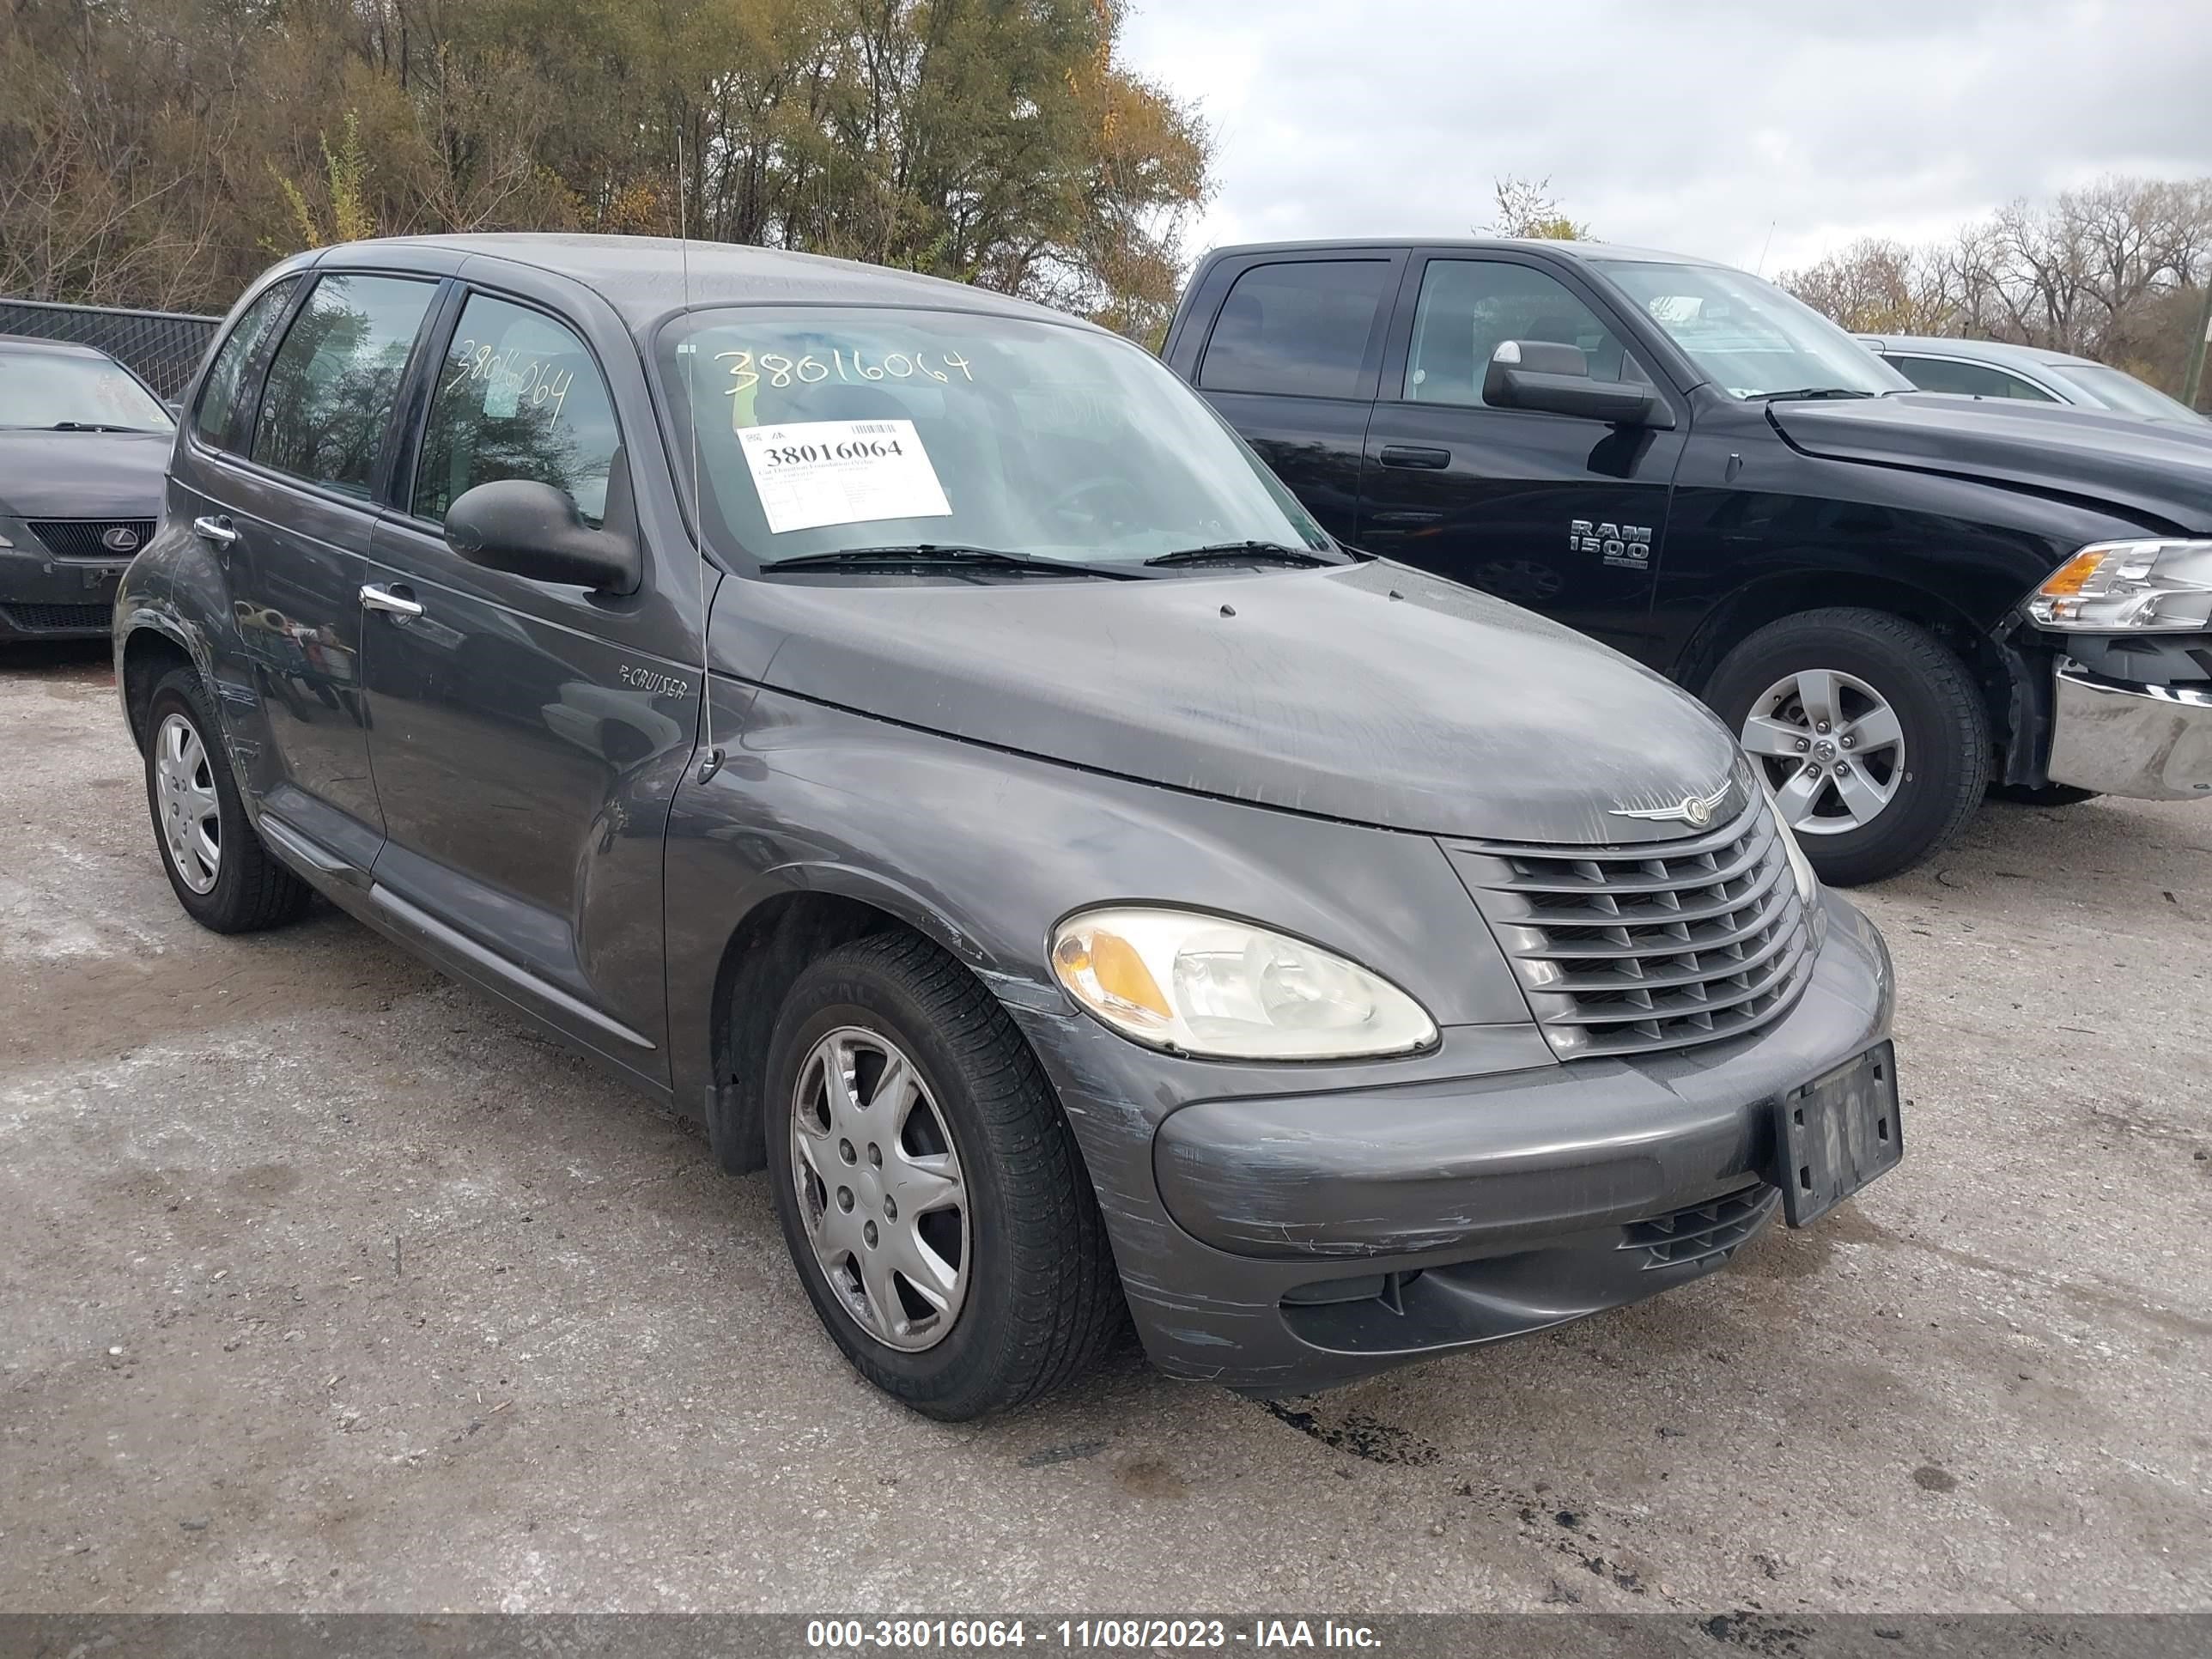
left=2, top=641, right=2208, bottom=1614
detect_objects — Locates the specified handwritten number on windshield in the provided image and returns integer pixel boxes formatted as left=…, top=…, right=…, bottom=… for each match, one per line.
left=716, top=348, right=975, bottom=400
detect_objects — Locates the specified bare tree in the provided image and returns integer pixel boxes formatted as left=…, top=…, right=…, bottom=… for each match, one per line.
left=1778, top=174, right=2212, bottom=395
left=1485, top=175, right=1588, bottom=240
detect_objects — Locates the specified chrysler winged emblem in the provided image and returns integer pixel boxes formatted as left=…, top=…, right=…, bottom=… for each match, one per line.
left=1609, top=777, right=1732, bottom=827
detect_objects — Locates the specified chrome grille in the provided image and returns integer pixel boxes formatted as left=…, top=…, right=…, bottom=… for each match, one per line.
left=1448, top=797, right=1815, bottom=1060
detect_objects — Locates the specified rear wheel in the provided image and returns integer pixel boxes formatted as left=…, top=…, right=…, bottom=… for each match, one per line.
left=763, top=932, right=1123, bottom=1419
left=1706, top=608, right=1989, bottom=886
left=143, top=667, right=313, bottom=933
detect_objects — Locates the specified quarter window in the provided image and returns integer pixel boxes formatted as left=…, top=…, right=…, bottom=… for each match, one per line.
left=1403, top=260, right=1637, bottom=407
left=1197, top=260, right=1389, bottom=400
left=252, top=273, right=438, bottom=496
left=192, top=277, right=298, bottom=452
left=412, top=295, right=621, bottom=526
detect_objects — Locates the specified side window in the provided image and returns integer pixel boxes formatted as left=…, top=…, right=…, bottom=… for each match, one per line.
left=412, top=294, right=621, bottom=526
left=252, top=273, right=438, bottom=497
left=192, top=277, right=298, bottom=452
left=1890, top=355, right=2057, bottom=402
left=1197, top=260, right=1389, bottom=399
left=1403, top=260, right=1638, bottom=407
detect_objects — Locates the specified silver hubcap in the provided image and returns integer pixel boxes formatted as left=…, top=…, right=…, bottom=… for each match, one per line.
left=790, top=1027, right=969, bottom=1352
left=1741, top=668, right=1906, bottom=836
left=155, top=712, right=222, bottom=893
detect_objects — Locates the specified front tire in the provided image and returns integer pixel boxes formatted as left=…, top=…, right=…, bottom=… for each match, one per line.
left=1706, top=608, right=1989, bottom=886
left=763, top=933, right=1124, bottom=1419
left=143, top=666, right=313, bottom=933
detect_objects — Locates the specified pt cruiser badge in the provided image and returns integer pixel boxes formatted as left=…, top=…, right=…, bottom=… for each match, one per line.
left=1609, top=775, right=1734, bottom=826
left=113, top=233, right=1904, bottom=1419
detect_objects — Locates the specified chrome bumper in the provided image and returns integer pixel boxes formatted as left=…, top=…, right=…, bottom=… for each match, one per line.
left=2045, top=662, right=2212, bottom=800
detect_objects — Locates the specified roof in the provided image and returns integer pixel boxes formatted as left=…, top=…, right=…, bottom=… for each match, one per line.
left=1198, top=237, right=1721, bottom=268
left=0, top=334, right=116, bottom=361
left=325, top=234, right=1084, bottom=332
left=1859, top=333, right=2092, bottom=370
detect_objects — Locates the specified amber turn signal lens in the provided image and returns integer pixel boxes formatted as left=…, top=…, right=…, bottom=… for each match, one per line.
left=2037, top=549, right=2107, bottom=599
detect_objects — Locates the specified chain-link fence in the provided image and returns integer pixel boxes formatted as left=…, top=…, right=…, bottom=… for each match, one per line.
left=0, top=298, right=221, bottom=403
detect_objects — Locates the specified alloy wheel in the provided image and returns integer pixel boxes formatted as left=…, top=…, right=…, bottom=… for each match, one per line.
left=155, top=712, right=222, bottom=893
left=1740, top=668, right=1907, bottom=836
left=789, top=1025, right=970, bottom=1352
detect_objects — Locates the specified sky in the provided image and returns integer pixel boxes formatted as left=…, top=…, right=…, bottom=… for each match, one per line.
left=1119, top=0, right=2212, bottom=278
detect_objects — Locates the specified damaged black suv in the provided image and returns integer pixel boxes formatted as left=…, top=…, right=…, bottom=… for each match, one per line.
left=116, top=235, right=1898, bottom=1418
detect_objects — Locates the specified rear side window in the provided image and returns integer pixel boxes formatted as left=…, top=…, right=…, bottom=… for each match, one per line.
left=411, top=294, right=622, bottom=526
left=1197, top=260, right=1389, bottom=399
left=1404, top=259, right=1638, bottom=406
left=192, top=277, right=298, bottom=452
left=252, top=273, right=438, bottom=496
left=1888, top=355, right=2056, bottom=402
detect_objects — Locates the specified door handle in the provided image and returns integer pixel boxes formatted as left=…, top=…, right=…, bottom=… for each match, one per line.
left=191, top=514, right=239, bottom=546
left=1378, top=444, right=1451, bottom=470
left=359, top=582, right=423, bottom=623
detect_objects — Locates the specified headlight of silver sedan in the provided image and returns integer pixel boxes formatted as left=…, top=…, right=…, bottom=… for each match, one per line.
left=2027, top=539, right=2212, bottom=631
left=1050, top=907, right=1437, bottom=1060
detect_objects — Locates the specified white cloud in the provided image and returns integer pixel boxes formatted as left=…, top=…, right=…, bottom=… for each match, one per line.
left=1123, top=0, right=2212, bottom=277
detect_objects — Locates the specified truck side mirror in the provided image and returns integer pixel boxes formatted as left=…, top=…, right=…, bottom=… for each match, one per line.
left=1483, top=341, right=1674, bottom=429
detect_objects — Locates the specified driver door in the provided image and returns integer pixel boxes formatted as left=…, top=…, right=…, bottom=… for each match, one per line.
left=1359, top=253, right=1684, bottom=657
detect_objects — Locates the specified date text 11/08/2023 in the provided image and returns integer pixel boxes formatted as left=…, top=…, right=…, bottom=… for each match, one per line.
left=805, top=1621, right=1383, bottom=1651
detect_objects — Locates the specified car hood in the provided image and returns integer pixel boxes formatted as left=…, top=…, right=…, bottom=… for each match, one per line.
left=0, top=428, right=172, bottom=520
left=1769, top=393, right=2212, bottom=533
left=712, top=559, right=1747, bottom=845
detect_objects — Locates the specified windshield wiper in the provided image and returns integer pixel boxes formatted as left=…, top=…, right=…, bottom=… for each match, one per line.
left=1747, top=388, right=1877, bottom=403
left=1143, top=540, right=1335, bottom=568
left=46, top=421, right=160, bottom=433
left=764, top=544, right=1142, bottom=580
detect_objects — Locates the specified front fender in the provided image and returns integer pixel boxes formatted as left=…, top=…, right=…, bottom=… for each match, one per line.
left=659, top=679, right=1540, bottom=1168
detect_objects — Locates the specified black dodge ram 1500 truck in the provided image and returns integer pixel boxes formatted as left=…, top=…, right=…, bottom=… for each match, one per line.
left=1163, top=240, right=2212, bottom=884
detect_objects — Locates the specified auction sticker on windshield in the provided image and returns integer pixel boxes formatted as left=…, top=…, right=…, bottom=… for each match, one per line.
left=738, top=419, right=951, bottom=534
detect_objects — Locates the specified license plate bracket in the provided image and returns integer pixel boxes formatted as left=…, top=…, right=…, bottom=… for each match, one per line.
left=1774, top=1041, right=1901, bottom=1228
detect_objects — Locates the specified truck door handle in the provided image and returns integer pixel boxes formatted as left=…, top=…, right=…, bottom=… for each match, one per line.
left=359, top=582, right=423, bottom=623
left=191, top=514, right=239, bottom=546
left=1378, top=444, right=1451, bottom=470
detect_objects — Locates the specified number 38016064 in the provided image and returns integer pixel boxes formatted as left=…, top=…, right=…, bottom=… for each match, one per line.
left=717, top=347, right=974, bottom=401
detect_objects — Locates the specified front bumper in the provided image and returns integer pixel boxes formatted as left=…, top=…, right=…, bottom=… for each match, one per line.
left=1013, top=888, right=1893, bottom=1395
left=2045, top=659, right=2212, bottom=800
left=0, top=531, right=127, bottom=639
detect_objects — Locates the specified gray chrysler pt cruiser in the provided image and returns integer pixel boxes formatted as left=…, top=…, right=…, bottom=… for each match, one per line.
left=113, top=235, right=1899, bottom=1419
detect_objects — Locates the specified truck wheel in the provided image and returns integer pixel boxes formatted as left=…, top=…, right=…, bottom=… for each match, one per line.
left=1989, top=782, right=2100, bottom=807
left=143, top=666, right=313, bottom=933
left=1705, top=608, right=1989, bottom=886
left=763, top=932, right=1124, bottom=1420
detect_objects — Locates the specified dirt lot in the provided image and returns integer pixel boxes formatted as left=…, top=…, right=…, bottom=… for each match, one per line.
left=2, top=641, right=2208, bottom=1614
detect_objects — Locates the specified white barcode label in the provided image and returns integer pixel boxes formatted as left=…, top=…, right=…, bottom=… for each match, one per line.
left=736, top=418, right=951, bottom=535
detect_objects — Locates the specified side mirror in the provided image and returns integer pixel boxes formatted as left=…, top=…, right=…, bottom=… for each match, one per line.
left=443, top=479, right=641, bottom=594
left=1482, top=341, right=1674, bottom=428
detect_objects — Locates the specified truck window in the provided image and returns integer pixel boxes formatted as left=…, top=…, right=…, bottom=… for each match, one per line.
left=1197, top=260, right=1389, bottom=400
left=1403, top=260, right=1637, bottom=406
left=1887, top=355, right=2057, bottom=402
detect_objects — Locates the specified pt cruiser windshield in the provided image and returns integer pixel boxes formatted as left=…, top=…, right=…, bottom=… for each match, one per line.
left=659, top=306, right=1339, bottom=569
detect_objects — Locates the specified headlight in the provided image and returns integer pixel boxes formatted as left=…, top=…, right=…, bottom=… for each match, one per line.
left=1049, top=907, right=1437, bottom=1060
left=2027, top=539, right=2212, bottom=631
left=1760, top=781, right=1820, bottom=903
